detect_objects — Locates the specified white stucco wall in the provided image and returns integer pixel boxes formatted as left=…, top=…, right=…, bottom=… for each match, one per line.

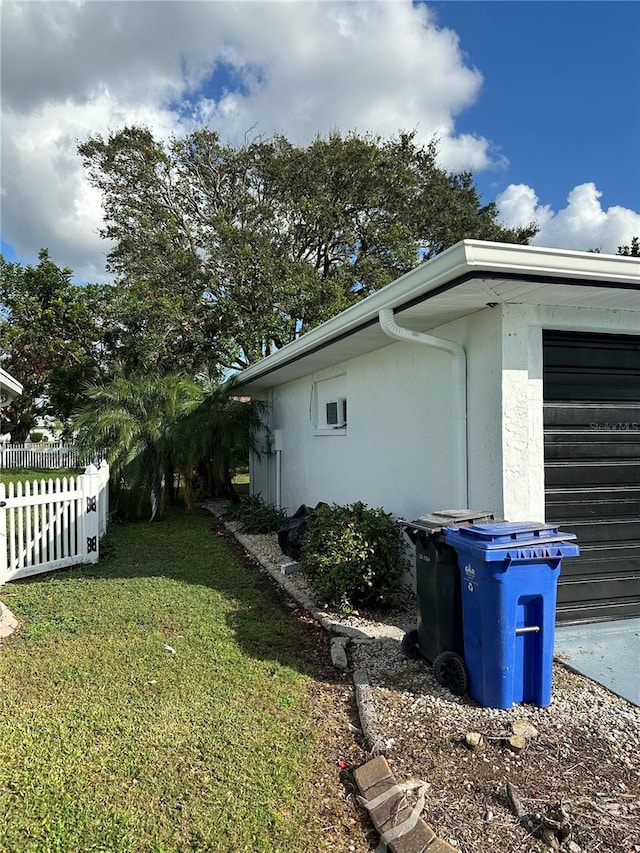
left=251, top=298, right=640, bottom=530
left=499, top=302, right=640, bottom=523
left=252, top=306, right=506, bottom=522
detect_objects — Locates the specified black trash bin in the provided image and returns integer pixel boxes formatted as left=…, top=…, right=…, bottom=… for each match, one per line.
left=398, top=509, right=495, bottom=695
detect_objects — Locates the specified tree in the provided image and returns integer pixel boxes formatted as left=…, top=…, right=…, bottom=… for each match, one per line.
left=74, top=369, right=195, bottom=520
left=617, top=237, right=640, bottom=256
left=173, top=374, right=267, bottom=502
left=77, top=127, right=235, bottom=376
left=79, top=128, right=538, bottom=371
left=74, top=369, right=267, bottom=519
left=0, top=250, right=106, bottom=440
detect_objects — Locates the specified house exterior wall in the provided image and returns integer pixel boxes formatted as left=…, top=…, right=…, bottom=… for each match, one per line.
left=499, top=302, right=640, bottom=522
left=251, top=306, right=505, bottom=521
left=251, top=297, right=640, bottom=530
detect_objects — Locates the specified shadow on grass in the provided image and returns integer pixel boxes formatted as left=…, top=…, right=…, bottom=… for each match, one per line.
left=8, top=507, right=331, bottom=683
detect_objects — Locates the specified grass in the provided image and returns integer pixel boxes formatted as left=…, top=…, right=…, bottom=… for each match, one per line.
left=0, top=508, right=329, bottom=853
left=0, top=468, right=82, bottom=488
left=232, top=472, right=250, bottom=498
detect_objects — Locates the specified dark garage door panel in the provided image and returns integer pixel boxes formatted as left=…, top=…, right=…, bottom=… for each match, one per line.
left=545, top=461, right=640, bottom=487
left=556, top=582, right=640, bottom=622
left=546, top=488, right=640, bottom=521
left=543, top=331, right=640, bottom=623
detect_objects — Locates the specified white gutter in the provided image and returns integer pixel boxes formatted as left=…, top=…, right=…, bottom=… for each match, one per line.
left=0, top=368, right=23, bottom=408
left=236, top=240, right=639, bottom=391
left=378, top=307, right=468, bottom=508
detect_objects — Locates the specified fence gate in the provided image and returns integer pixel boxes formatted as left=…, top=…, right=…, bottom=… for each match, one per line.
left=0, top=462, right=109, bottom=583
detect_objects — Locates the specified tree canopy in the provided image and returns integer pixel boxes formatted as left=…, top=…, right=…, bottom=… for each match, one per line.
left=2, top=126, right=538, bottom=502
left=79, top=127, right=538, bottom=370
left=617, top=237, right=640, bottom=257
left=0, top=249, right=105, bottom=440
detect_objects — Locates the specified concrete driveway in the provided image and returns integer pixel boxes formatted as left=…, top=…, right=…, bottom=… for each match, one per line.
left=554, top=618, right=640, bottom=706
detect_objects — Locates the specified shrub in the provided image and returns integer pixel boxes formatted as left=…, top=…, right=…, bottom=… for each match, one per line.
left=299, top=501, right=407, bottom=611
left=223, top=494, right=288, bottom=534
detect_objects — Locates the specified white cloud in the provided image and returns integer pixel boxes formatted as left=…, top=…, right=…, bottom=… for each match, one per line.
left=2, top=1, right=637, bottom=282
left=1, top=0, right=499, bottom=280
left=497, top=183, right=640, bottom=254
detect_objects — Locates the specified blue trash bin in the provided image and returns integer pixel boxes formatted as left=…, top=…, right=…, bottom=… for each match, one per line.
left=443, top=522, right=579, bottom=710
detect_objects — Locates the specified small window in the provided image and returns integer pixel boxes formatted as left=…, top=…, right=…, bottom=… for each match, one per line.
left=312, top=374, right=347, bottom=435
left=325, top=397, right=347, bottom=427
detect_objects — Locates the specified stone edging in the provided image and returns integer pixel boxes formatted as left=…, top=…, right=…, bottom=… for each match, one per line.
left=220, top=515, right=459, bottom=853
left=0, top=600, right=18, bottom=641
left=208, top=513, right=398, bottom=753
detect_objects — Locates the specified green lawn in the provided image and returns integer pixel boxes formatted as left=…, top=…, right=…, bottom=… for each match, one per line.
left=0, top=467, right=82, bottom=488
left=0, top=509, right=328, bottom=852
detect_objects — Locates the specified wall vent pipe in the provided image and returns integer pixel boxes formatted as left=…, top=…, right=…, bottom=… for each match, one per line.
left=378, top=308, right=468, bottom=507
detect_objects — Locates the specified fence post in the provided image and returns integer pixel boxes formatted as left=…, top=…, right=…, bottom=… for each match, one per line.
left=0, top=483, right=6, bottom=578
left=80, top=464, right=100, bottom=564
left=98, top=460, right=109, bottom=537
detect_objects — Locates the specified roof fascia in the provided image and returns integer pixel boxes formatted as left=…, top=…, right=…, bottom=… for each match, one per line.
left=0, top=368, right=23, bottom=399
left=463, top=240, right=640, bottom=284
left=236, top=240, right=640, bottom=388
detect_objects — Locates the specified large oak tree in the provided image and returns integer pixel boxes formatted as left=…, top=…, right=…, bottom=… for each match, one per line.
left=79, top=128, right=537, bottom=370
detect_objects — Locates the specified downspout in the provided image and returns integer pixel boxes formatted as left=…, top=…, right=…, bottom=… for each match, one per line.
left=272, top=429, right=283, bottom=510
left=378, top=308, right=468, bottom=508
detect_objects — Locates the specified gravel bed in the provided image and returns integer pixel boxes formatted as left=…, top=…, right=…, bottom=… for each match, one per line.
left=205, top=503, right=640, bottom=853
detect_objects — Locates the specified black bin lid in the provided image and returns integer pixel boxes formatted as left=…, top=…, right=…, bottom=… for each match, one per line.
left=400, top=509, right=495, bottom=535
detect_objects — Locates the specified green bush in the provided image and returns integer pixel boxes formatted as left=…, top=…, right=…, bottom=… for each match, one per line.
left=224, top=494, right=288, bottom=534
left=300, top=501, right=407, bottom=611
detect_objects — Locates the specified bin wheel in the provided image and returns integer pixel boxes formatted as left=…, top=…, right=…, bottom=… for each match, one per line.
left=433, top=651, right=468, bottom=696
left=401, top=629, right=422, bottom=660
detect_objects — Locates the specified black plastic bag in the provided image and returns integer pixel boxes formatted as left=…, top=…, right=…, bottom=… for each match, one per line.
left=277, top=504, right=313, bottom=560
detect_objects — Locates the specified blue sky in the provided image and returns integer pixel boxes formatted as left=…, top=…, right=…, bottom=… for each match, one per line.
left=430, top=1, right=640, bottom=213
left=1, top=0, right=639, bottom=283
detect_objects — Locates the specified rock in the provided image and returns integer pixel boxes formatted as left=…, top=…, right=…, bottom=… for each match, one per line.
left=511, top=720, right=539, bottom=740
left=330, top=636, right=349, bottom=669
left=0, top=601, right=19, bottom=639
left=507, top=735, right=527, bottom=754
left=465, top=731, right=484, bottom=750
left=567, top=842, right=582, bottom=853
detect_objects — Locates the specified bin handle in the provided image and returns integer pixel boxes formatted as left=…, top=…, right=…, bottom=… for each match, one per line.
left=505, top=554, right=562, bottom=570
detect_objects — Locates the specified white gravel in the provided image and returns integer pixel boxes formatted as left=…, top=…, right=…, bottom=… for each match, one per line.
left=204, top=503, right=640, bottom=853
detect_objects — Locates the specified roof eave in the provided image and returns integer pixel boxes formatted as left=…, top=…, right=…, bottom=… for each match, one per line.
left=236, top=239, right=640, bottom=390
left=0, top=368, right=23, bottom=402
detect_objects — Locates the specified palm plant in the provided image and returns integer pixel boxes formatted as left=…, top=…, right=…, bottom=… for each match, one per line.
left=74, top=369, right=196, bottom=521
left=74, top=368, right=268, bottom=519
left=173, top=373, right=268, bottom=504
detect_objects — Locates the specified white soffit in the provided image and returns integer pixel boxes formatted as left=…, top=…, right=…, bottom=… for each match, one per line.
left=237, top=241, right=640, bottom=391
left=0, top=368, right=23, bottom=400
left=483, top=278, right=640, bottom=310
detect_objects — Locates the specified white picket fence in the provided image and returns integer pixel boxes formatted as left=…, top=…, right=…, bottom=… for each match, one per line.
left=0, top=442, right=88, bottom=470
left=0, top=461, right=109, bottom=584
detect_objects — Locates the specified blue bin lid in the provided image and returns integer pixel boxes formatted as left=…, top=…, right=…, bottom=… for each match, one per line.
left=444, top=521, right=578, bottom=550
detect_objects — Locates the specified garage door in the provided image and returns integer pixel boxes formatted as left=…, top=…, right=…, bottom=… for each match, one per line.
left=543, top=330, right=640, bottom=623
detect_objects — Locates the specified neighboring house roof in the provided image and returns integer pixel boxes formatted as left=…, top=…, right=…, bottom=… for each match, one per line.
left=237, top=240, right=640, bottom=392
left=0, top=368, right=23, bottom=407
